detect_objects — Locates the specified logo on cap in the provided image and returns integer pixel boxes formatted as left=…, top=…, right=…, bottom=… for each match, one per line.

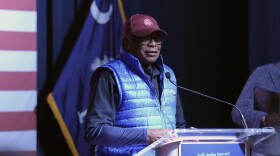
left=144, top=18, right=153, bottom=26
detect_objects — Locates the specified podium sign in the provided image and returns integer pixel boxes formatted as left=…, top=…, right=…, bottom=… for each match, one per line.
left=180, top=143, right=245, bottom=156
left=135, top=128, right=275, bottom=156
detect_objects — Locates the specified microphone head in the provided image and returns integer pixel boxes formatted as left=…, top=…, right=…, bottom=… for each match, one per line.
left=165, top=72, right=171, bottom=79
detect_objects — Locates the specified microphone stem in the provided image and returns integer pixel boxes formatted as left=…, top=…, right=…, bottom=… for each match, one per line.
left=177, top=86, right=230, bottom=105
left=170, top=80, right=248, bottom=129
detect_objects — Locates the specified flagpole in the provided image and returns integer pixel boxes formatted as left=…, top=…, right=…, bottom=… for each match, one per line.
left=118, top=0, right=126, bottom=23
left=47, top=93, right=79, bottom=156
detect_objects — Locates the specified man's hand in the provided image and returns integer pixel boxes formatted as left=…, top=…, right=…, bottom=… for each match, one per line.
left=146, top=129, right=173, bottom=144
left=265, top=112, right=280, bottom=127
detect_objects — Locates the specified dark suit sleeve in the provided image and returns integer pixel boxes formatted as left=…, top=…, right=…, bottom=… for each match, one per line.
left=176, top=93, right=186, bottom=128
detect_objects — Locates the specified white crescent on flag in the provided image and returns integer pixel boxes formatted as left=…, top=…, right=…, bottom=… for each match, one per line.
left=91, top=1, right=113, bottom=24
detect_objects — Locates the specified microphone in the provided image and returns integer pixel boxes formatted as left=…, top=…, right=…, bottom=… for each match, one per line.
left=165, top=72, right=248, bottom=129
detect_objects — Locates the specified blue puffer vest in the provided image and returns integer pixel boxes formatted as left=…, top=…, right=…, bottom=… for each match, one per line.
left=95, top=50, right=178, bottom=155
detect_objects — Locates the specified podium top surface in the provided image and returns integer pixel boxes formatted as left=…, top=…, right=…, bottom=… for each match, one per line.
left=174, top=127, right=274, bottom=133
left=174, top=128, right=275, bottom=142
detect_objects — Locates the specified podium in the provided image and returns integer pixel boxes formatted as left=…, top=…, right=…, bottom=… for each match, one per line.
left=135, top=128, right=275, bottom=156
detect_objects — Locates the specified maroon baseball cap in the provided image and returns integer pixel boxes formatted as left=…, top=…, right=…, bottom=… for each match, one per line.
left=123, top=14, right=167, bottom=38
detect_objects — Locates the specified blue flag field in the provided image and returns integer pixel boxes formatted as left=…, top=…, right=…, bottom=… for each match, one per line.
left=47, top=0, right=124, bottom=155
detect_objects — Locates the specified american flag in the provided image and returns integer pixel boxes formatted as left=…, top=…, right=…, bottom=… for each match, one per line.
left=0, top=0, right=37, bottom=155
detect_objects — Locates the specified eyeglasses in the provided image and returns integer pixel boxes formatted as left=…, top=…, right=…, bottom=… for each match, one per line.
left=138, top=36, right=164, bottom=45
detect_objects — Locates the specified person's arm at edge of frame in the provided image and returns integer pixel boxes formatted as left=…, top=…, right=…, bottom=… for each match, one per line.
left=231, top=67, right=267, bottom=128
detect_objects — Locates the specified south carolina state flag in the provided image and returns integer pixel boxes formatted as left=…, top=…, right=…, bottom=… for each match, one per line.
left=47, top=0, right=124, bottom=155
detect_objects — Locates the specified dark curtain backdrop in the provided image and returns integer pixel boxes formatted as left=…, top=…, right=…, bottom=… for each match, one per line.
left=37, top=0, right=280, bottom=155
left=248, top=0, right=280, bottom=71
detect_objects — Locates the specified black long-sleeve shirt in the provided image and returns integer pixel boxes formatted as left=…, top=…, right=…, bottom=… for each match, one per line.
left=85, top=66, right=186, bottom=146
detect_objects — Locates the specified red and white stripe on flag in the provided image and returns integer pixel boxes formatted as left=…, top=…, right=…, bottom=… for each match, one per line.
left=0, top=0, right=37, bottom=155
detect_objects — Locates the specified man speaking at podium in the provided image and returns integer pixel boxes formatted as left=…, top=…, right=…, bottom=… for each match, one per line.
left=84, top=14, right=186, bottom=155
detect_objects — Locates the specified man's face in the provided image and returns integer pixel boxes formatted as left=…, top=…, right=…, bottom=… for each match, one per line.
left=130, top=32, right=164, bottom=67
